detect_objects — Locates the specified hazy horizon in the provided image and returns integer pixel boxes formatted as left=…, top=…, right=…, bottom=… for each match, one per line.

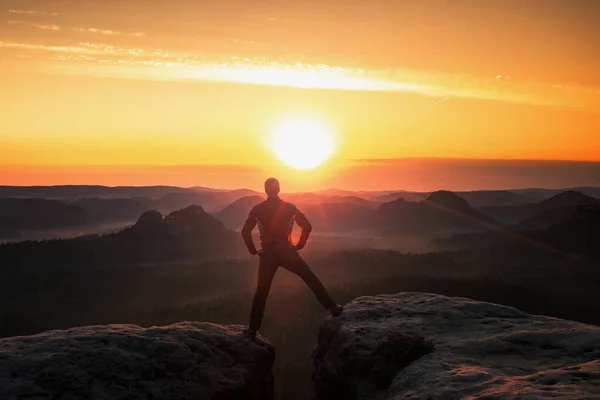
left=2, top=158, right=600, bottom=192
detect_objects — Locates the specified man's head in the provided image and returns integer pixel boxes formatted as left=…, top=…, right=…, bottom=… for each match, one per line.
left=264, top=177, right=280, bottom=197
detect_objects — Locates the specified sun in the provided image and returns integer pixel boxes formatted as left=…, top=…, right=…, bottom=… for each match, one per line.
left=271, top=116, right=335, bottom=169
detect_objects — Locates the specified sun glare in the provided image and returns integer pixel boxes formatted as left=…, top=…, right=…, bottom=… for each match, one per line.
left=271, top=117, right=335, bottom=170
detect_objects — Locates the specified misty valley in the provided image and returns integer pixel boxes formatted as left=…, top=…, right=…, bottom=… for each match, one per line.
left=1, top=185, right=599, bottom=400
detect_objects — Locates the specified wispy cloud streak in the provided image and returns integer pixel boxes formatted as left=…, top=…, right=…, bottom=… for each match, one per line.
left=8, top=9, right=58, bottom=16
left=5, top=12, right=144, bottom=37
left=73, top=27, right=146, bottom=37
left=1, top=39, right=598, bottom=112
left=0, top=41, right=143, bottom=56
left=8, top=20, right=61, bottom=31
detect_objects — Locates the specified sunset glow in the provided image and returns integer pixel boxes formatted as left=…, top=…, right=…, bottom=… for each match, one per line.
left=271, top=117, right=335, bottom=170
left=1, top=1, right=599, bottom=190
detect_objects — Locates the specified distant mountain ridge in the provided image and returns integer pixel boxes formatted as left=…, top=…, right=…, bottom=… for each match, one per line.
left=283, top=193, right=380, bottom=209
left=0, top=185, right=195, bottom=199
left=375, top=190, right=536, bottom=207
left=378, top=190, right=498, bottom=234
left=528, top=202, right=600, bottom=258
left=69, top=198, right=149, bottom=224
left=0, top=205, right=239, bottom=270
left=438, top=200, right=600, bottom=261
left=479, top=190, right=599, bottom=227
left=0, top=198, right=89, bottom=239
left=213, top=195, right=266, bottom=229
left=2, top=184, right=599, bottom=205
left=214, top=190, right=499, bottom=235
left=300, top=202, right=377, bottom=233
left=537, top=190, right=597, bottom=209
left=213, top=195, right=378, bottom=232
left=2, top=185, right=599, bottom=241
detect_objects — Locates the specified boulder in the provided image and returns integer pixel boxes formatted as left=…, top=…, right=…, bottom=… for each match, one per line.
left=0, top=322, right=274, bottom=400
left=313, top=293, right=600, bottom=399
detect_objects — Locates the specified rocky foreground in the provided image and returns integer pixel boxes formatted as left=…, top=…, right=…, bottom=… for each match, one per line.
left=2, top=294, right=600, bottom=400
left=313, top=293, right=600, bottom=400
left=0, top=322, right=274, bottom=400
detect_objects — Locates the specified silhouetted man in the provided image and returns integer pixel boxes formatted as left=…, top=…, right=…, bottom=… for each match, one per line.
left=241, top=178, right=343, bottom=340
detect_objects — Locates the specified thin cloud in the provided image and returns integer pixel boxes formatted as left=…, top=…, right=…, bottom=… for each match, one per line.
left=2, top=39, right=598, bottom=112
left=5, top=19, right=145, bottom=38
left=8, top=20, right=60, bottom=31
left=0, top=41, right=140, bottom=56
left=8, top=9, right=58, bottom=16
left=73, top=27, right=146, bottom=38
left=0, top=41, right=96, bottom=54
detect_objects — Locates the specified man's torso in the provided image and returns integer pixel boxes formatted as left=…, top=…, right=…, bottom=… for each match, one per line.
left=250, top=198, right=297, bottom=247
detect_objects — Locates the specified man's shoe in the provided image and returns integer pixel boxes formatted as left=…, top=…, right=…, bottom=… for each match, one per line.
left=242, top=328, right=257, bottom=341
left=329, top=304, right=343, bottom=317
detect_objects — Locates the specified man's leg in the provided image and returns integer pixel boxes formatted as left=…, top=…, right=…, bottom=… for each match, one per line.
left=280, top=248, right=338, bottom=310
left=248, top=253, right=278, bottom=333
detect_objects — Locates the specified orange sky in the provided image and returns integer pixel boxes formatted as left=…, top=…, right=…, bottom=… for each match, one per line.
left=1, top=0, right=599, bottom=190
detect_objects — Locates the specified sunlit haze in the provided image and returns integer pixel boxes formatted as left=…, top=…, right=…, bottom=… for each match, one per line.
left=1, top=0, right=599, bottom=191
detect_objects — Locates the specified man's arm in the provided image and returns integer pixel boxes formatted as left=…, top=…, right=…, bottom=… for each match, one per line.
left=241, top=214, right=258, bottom=255
left=294, top=209, right=312, bottom=250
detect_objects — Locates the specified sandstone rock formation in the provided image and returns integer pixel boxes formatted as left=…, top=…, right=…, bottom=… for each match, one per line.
left=313, top=293, right=600, bottom=399
left=0, top=322, right=274, bottom=400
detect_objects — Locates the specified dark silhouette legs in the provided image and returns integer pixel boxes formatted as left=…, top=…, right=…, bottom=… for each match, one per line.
left=280, top=254, right=337, bottom=310
left=249, top=255, right=278, bottom=332
left=249, top=247, right=337, bottom=331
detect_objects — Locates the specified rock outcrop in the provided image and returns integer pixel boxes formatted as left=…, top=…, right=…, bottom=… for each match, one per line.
left=0, top=322, right=275, bottom=400
left=313, top=293, right=600, bottom=399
